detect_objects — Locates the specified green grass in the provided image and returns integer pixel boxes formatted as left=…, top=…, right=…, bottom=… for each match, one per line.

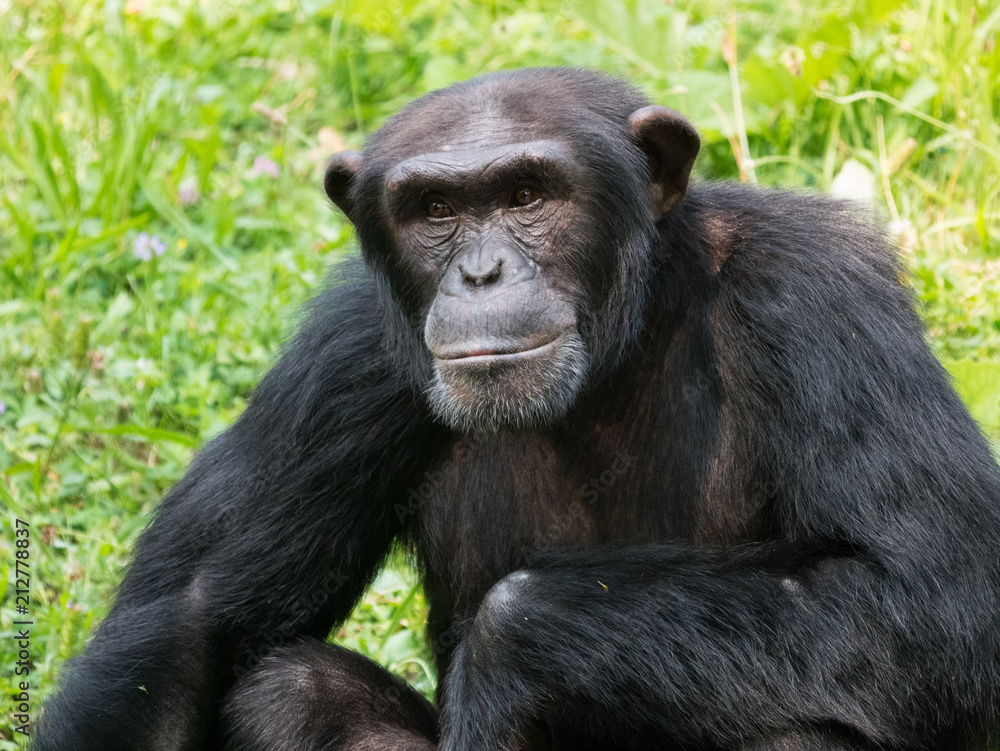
left=0, top=0, right=998, bottom=746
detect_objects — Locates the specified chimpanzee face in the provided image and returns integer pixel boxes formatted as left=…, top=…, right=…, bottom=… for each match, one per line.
left=383, top=137, right=589, bottom=432
left=324, top=71, right=700, bottom=432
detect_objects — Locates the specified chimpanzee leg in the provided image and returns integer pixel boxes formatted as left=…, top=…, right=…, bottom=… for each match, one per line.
left=221, top=638, right=437, bottom=751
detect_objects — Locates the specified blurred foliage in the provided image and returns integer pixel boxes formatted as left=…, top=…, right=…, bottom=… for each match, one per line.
left=0, top=0, right=998, bottom=745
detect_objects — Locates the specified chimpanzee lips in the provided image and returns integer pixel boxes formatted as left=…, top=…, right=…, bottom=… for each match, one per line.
left=433, top=334, right=564, bottom=364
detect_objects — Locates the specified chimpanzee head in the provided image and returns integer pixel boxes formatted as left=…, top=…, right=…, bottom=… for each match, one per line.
left=325, top=68, right=700, bottom=432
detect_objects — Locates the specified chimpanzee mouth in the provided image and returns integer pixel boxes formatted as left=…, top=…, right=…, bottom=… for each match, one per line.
left=435, top=334, right=565, bottom=364
left=426, top=330, right=589, bottom=432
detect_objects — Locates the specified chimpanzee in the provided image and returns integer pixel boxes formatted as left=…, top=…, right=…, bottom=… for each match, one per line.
left=35, top=68, right=1000, bottom=751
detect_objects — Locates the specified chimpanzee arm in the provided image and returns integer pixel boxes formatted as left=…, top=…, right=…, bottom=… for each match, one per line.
left=33, top=269, right=441, bottom=751
left=441, top=532, right=998, bottom=751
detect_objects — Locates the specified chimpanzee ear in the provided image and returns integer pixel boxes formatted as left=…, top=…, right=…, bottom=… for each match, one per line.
left=324, top=151, right=364, bottom=221
left=628, top=106, right=701, bottom=218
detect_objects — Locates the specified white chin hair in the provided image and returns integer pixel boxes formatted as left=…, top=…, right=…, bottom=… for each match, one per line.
left=426, top=332, right=589, bottom=433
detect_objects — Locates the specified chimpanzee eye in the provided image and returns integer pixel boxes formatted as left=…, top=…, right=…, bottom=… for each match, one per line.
left=425, top=197, right=454, bottom=219
left=512, top=186, right=541, bottom=207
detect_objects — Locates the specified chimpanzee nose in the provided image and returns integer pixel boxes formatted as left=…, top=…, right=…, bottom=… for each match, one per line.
left=442, top=241, right=535, bottom=298
left=459, top=258, right=503, bottom=290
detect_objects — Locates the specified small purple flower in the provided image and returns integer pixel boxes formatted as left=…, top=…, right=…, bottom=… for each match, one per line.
left=134, top=232, right=167, bottom=261
left=250, top=155, right=280, bottom=179
left=178, top=177, right=199, bottom=206
left=134, top=232, right=153, bottom=261
left=0, top=400, right=6, bottom=415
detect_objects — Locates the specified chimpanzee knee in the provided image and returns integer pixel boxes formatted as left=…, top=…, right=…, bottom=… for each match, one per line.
left=221, top=639, right=437, bottom=751
left=469, top=570, right=538, bottom=646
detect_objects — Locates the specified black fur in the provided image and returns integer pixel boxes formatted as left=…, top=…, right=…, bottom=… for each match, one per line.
left=33, top=69, right=1000, bottom=751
